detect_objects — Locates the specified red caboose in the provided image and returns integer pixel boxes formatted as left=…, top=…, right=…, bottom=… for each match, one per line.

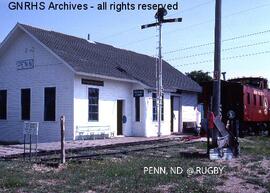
left=200, top=77, right=270, bottom=136
left=243, top=86, right=269, bottom=122
left=265, top=87, right=270, bottom=124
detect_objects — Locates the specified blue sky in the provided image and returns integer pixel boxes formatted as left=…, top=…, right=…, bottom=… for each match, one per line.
left=1, top=0, right=270, bottom=82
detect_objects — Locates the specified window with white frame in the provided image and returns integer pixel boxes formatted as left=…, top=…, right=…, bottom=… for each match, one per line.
left=88, top=88, right=99, bottom=121
left=152, top=93, right=164, bottom=121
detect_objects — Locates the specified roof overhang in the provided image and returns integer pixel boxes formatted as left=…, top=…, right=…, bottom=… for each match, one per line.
left=0, top=24, right=20, bottom=57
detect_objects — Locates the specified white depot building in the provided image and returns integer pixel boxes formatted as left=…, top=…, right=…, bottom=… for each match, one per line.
left=0, top=23, right=201, bottom=143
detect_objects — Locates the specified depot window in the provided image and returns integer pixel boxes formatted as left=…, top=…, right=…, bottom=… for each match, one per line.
left=0, top=90, right=7, bottom=120
left=44, top=87, right=56, bottom=121
left=152, top=93, right=164, bottom=121
left=135, top=97, right=140, bottom=122
left=88, top=88, right=99, bottom=121
left=21, top=88, right=31, bottom=120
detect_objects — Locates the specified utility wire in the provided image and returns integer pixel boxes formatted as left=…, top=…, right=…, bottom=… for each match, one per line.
left=165, top=40, right=270, bottom=60
left=164, top=30, right=270, bottom=54
left=164, top=42, right=214, bottom=54
left=119, top=19, right=214, bottom=47
left=170, top=50, right=270, bottom=66
left=167, top=0, right=214, bottom=17
left=97, top=0, right=214, bottom=41
left=221, top=40, right=270, bottom=51
left=167, top=2, right=270, bottom=35
left=119, top=3, right=270, bottom=47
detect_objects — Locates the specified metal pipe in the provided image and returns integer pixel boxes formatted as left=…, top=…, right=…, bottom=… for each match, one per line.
left=157, top=23, right=162, bottom=137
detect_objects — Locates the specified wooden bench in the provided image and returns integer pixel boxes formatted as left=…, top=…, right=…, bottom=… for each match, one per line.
left=76, top=125, right=114, bottom=140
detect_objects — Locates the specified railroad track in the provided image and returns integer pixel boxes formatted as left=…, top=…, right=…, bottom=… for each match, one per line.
left=1, top=136, right=204, bottom=163
left=41, top=141, right=185, bottom=162
left=0, top=137, right=179, bottom=160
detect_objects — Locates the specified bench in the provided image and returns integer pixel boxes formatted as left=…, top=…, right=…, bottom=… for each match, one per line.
left=76, top=125, right=114, bottom=140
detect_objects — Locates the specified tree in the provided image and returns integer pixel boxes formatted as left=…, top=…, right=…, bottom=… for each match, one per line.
left=186, top=70, right=212, bottom=85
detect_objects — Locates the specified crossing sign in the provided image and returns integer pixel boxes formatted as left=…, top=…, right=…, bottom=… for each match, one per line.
left=23, top=122, right=39, bottom=135
left=227, top=110, right=236, bottom=120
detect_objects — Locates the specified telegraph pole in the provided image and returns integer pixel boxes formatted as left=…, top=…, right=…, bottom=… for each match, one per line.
left=142, top=8, right=182, bottom=137
left=212, top=0, right=222, bottom=146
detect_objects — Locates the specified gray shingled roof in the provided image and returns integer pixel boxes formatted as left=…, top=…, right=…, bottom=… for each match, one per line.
left=19, top=23, right=201, bottom=93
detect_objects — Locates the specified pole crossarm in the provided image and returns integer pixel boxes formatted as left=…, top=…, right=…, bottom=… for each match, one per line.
left=141, top=18, right=182, bottom=29
left=141, top=22, right=159, bottom=29
left=163, top=18, right=182, bottom=23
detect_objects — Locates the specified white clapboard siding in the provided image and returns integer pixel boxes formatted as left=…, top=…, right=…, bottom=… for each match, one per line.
left=73, top=75, right=135, bottom=138
left=0, top=26, right=201, bottom=143
left=0, top=28, right=74, bottom=143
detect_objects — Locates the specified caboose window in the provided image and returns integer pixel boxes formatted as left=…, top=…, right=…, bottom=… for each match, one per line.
left=253, top=94, right=257, bottom=106
left=247, top=93, right=251, bottom=104
left=259, top=96, right=263, bottom=106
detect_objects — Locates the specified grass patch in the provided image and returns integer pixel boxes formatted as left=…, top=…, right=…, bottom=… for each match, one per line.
left=240, top=136, right=270, bottom=157
left=0, top=161, right=29, bottom=190
left=0, top=136, right=269, bottom=192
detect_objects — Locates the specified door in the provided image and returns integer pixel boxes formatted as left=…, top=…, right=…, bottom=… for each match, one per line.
left=117, top=100, right=123, bottom=135
left=171, top=96, right=174, bottom=132
left=171, top=96, right=181, bottom=133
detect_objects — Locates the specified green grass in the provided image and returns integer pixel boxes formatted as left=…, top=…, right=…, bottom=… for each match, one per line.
left=240, top=136, right=270, bottom=156
left=0, top=156, right=215, bottom=193
left=0, top=161, right=29, bottom=190
left=0, top=136, right=269, bottom=193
